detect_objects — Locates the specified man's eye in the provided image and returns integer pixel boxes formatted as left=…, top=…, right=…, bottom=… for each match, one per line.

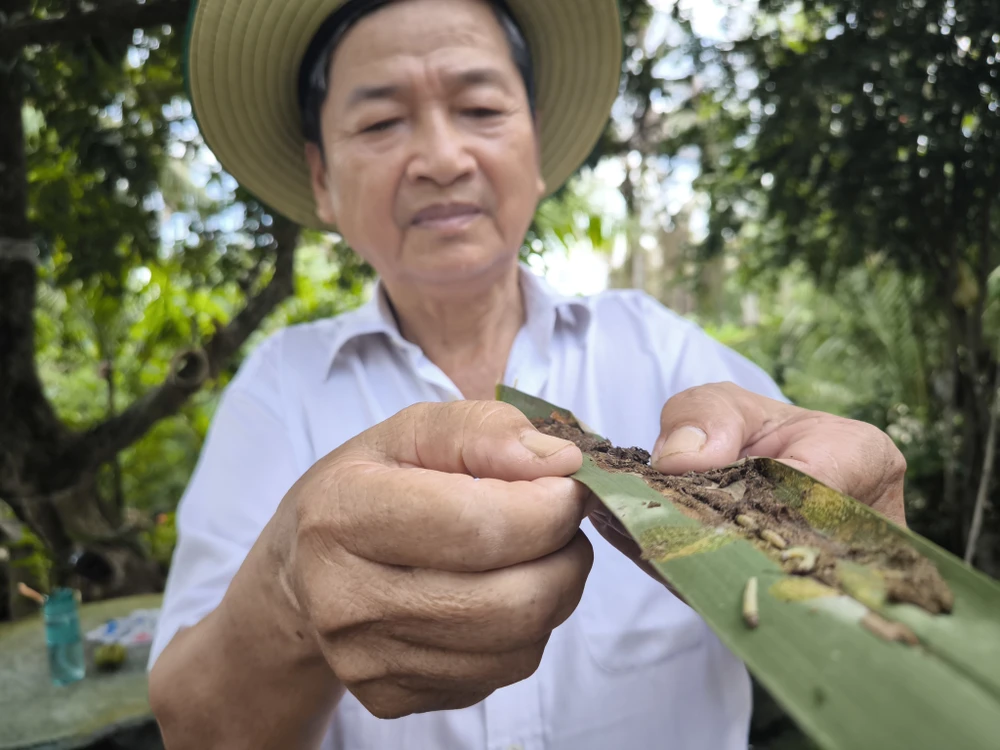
left=362, top=118, right=401, bottom=133
left=465, top=108, right=502, bottom=118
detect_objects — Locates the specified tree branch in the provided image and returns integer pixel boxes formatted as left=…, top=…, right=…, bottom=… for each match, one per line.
left=964, top=178, right=999, bottom=566
left=44, top=217, right=300, bottom=489
left=0, top=32, right=70, bottom=500
left=965, top=349, right=1000, bottom=565
left=0, top=0, right=192, bottom=50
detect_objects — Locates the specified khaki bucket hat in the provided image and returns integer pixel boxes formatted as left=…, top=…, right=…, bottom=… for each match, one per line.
left=184, top=0, right=623, bottom=231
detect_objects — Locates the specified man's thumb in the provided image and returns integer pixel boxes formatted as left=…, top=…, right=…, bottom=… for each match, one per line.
left=651, top=425, right=736, bottom=474
left=649, top=384, right=769, bottom=474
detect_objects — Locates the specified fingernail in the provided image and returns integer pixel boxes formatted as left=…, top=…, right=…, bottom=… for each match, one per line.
left=654, top=426, right=707, bottom=462
left=520, top=431, right=576, bottom=458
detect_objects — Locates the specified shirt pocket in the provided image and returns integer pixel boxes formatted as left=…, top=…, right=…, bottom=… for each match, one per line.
left=576, top=527, right=707, bottom=673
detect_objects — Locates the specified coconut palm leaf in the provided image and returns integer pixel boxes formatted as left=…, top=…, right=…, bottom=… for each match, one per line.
left=498, top=385, right=1000, bottom=750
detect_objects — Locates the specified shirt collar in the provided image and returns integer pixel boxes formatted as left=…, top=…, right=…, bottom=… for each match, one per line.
left=324, top=263, right=592, bottom=377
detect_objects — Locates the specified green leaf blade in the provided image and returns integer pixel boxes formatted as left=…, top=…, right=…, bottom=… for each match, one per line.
left=502, top=386, right=1000, bottom=750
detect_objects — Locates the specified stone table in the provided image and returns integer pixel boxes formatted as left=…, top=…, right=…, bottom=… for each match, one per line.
left=0, top=594, right=163, bottom=750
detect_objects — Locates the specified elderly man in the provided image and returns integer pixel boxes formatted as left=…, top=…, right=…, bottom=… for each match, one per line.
left=148, top=0, right=907, bottom=747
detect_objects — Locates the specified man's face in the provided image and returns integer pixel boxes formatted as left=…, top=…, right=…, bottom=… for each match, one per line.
left=306, top=0, right=545, bottom=289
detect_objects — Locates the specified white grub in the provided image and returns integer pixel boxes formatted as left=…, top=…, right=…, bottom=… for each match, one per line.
left=760, top=529, right=789, bottom=550
left=743, top=577, right=760, bottom=629
left=781, top=546, right=819, bottom=574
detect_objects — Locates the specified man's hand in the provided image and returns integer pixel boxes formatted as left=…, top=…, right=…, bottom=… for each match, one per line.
left=649, top=382, right=907, bottom=524
left=589, top=382, right=907, bottom=587
left=275, top=401, right=592, bottom=719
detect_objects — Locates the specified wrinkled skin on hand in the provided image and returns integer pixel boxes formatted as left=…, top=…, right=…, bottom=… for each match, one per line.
left=274, top=401, right=593, bottom=719
left=274, top=387, right=907, bottom=717
left=588, top=382, right=908, bottom=590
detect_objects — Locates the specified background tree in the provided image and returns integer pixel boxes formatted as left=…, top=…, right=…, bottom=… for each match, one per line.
left=658, top=0, right=1000, bottom=574
left=0, top=0, right=376, bottom=597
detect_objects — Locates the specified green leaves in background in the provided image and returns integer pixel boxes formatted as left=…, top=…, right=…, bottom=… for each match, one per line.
left=666, top=0, right=1000, bottom=569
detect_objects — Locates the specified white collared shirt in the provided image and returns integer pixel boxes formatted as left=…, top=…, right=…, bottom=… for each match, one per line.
left=150, top=265, right=787, bottom=750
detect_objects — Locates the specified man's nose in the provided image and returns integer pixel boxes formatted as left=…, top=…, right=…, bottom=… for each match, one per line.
left=406, top=111, right=476, bottom=186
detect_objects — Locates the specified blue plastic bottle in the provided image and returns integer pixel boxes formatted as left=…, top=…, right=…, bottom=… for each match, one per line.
left=43, top=588, right=86, bottom=686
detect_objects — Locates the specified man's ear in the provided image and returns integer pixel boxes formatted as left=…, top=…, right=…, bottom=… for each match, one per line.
left=305, top=141, right=338, bottom=226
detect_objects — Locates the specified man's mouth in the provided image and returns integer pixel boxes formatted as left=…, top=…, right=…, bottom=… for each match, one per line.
left=411, top=203, right=483, bottom=231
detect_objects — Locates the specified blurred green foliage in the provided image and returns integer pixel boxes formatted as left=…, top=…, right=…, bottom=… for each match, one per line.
left=8, top=528, right=53, bottom=595
left=145, top=511, right=177, bottom=570
left=664, top=0, right=1000, bottom=565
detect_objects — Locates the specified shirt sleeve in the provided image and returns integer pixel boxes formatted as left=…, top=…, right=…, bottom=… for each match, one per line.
left=669, top=325, right=791, bottom=405
left=148, top=333, right=303, bottom=669
left=633, top=291, right=791, bottom=405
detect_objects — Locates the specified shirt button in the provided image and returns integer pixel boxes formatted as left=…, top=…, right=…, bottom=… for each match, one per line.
left=506, top=745, right=524, bottom=750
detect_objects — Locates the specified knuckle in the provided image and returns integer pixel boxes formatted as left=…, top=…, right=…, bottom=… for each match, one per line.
left=461, top=400, right=524, bottom=439
left=433, top=690, right=494, bottom=712
left=295, top=548, right=385, bottom=640
left=293, top=485, right=345, bottom=554
left=855, top=419, right=906, bottom=478
left=293, top=459, right=362, bottom=536
left=293, top=487, right=330, bottom=538
left=471, top=398, right=520, bottom=420
left=557, top=537, right=594, bottom=610
left=507, top=566, right=585, bottom=644
left=709, top=381, right=743, bottom=399
left=330, top=641, right=389, bottom=686
left=503, top=582, right=556, bottom=643
left=436, top=579, right=544, bottom=647
left=830, top=417, right=907, bottom=504
left=513, top=605, right=553, bottom=645
left=443, top=399, right=508, bottom=430
left=397, top=401, right=433, bottom=422
left=390, top=401, right=436, bottom=446
left=661, top=381, right=740, bottom=416
left=463, top=398, right=504, bottom=422
left=879, top=430, right=907, bottom=478
left=355, top=683, right=415, bottom=720
left=662, top=384, right=699, bottom=413
left=435, top=584, right=499, bottom=632
left=503, top=644, right=546, bottom=684
left=308, top=584, right=377, bottom=640
left=356, top=683, right=487, bottom=719
left=882, top=433, right=908, bottom=480
left=464, top=648, right=544, bottom=691
left=443, top=490, right=507, bottom=568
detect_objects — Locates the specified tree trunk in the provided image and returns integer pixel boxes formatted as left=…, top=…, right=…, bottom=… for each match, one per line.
left=100, top=357, right=126, bottom=528
left=965, top=179, right=1000, bottom=572
left=5, top=496, right=75, bottom=586
left=965, top=372, right=999, bottom=566
left=0, top=42, right=77, bottom=585
left=1, top=10, right=300, bottom=594
left=78, top=539, right=165, bottom=601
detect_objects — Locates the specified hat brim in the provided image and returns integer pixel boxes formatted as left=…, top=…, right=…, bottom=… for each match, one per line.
left=185, top=0, right=623, bottom=231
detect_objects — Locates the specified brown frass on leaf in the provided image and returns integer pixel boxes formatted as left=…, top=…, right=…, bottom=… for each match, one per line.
left=531, top=417, right=954, bottom=616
